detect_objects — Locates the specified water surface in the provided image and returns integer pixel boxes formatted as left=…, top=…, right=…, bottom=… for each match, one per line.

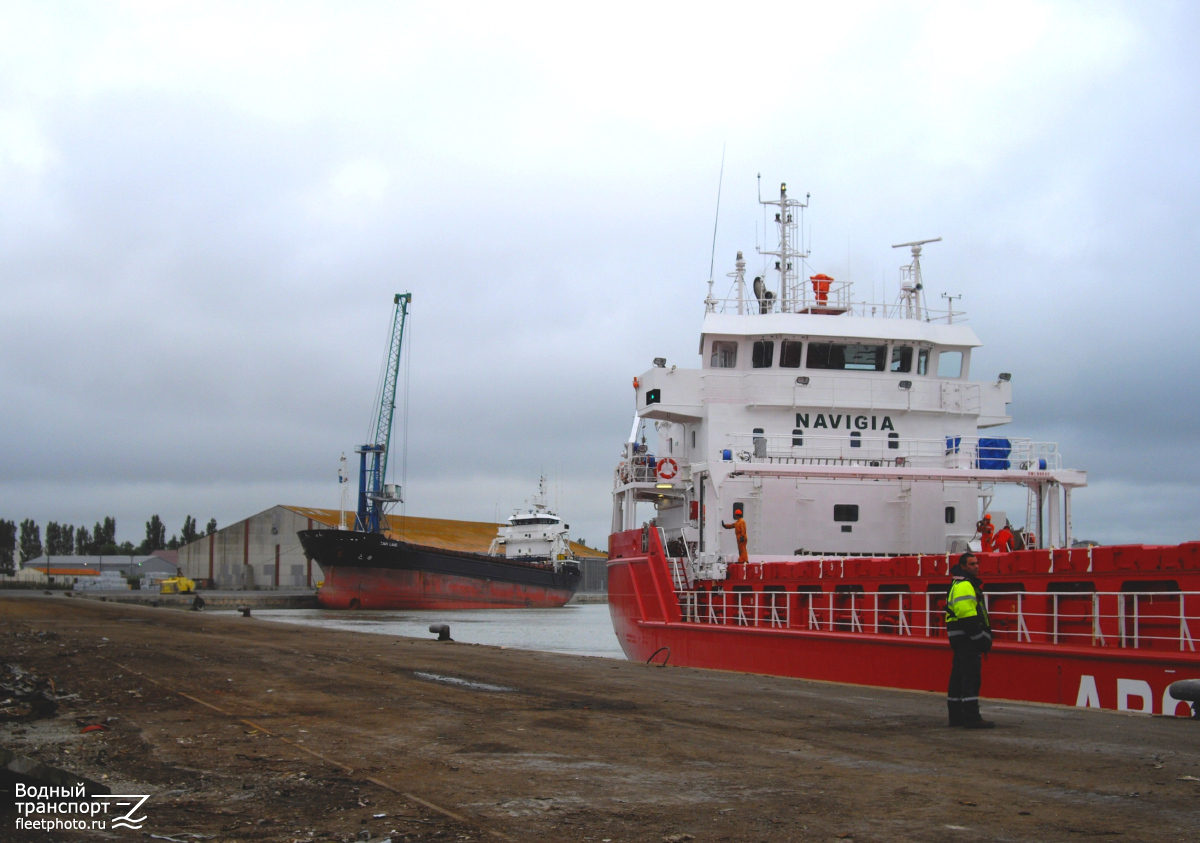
left=246, top=602, right=625, bottom=659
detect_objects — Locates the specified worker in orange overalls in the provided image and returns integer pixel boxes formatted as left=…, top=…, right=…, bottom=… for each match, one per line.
left=722, top=508, right=749, bottom=564
left=977, top=513, right=995, bottom=552
left=993, top=520, right=1015, bottom=553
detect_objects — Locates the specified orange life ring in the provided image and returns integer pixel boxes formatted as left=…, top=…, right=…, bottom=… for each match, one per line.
left=656, top=457, right=679, bottom=480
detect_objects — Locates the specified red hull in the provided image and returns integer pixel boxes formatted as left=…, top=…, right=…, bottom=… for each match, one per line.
left=607, top=528, right=1200, bottom=716
left=318, top=565, right=578, bottom=610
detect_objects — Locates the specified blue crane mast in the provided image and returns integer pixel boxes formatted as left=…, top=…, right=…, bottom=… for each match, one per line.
left=356, top=293, right=412, bottom=534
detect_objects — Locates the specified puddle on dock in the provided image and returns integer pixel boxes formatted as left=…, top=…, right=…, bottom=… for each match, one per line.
left=413, top=671, right=514, bottom=692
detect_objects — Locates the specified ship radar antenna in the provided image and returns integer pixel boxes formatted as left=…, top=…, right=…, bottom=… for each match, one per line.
left=891, top=237, right=941, bottom=320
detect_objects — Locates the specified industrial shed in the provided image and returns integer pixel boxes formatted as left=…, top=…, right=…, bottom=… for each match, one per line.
left=3, top=555, right=180, bottom=587
left=177, top=506, right=607, bottom=593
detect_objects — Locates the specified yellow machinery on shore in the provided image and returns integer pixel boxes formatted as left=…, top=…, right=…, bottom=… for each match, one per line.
left=160, top=576, right=196, bottom=594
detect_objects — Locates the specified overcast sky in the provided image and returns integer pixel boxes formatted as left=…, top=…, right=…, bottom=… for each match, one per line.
left=2, top=2, right=1198, bottom=549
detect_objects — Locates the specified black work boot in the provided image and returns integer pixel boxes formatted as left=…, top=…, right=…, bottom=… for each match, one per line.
left=947, top=700, right=964, bottom=727
left=961, top=700, right=993, bottom=728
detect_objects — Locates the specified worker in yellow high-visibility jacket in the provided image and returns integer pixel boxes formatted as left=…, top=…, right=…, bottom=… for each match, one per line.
left=945, top=551, right=994, bottom=728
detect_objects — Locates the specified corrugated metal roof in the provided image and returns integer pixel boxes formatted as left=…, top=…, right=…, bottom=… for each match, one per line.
left=21, top=555, right=177, bottom=573
left=283, top=506, right=606, bottom=558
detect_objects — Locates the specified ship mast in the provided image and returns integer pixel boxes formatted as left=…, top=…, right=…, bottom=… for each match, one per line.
left=891, top=237, right=941, bottom=320
left=758, top=179, right=809, bottom=312
left=729, top=251, right=746, bottom=314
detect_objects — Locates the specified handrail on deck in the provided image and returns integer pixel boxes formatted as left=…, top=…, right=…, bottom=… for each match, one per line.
left=671, top=581, right=1198, bottom=652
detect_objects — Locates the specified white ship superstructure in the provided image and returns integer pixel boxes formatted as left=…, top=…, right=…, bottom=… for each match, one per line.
left=613, top=181, right=1086, bottom=579
left=490, top=477, right=574, bottom=562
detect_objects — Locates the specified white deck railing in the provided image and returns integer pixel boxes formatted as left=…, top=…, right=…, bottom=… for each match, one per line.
left=721, top=432, right=1061, bottom=471
left=674, top=587, right=1198, bottom=652
left=705, top=293, right=966, bottom=325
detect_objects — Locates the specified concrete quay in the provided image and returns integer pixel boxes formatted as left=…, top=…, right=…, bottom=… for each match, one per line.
left=5, top=587, right=605, bottom=609
left=65, top=588, right=319, bottom=609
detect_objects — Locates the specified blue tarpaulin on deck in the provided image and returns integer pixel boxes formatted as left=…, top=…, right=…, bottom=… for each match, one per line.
left=977, top=438, right=1012, bottom=470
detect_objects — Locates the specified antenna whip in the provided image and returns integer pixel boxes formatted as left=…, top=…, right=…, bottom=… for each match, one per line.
left=708, top=144, right=726, bottom=282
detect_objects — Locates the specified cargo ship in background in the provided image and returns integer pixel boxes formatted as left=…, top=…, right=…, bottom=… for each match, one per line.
left=607, top=179, right=1200, bottom=716
left=299, top=294, right=581, bottom=609
left=299, top=521, right=582, bottom=610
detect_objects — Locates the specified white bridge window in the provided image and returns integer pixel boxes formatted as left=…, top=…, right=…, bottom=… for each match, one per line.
left=780, top=340, right=804, bottom=368
left=891, top=346, right=912, bottom=373
left=938, top=350, right=964, bottom=378
left=752, top=340, right=774, bottom=368
left=711, top=340, right=738, bottom=368
left=807, top=342, right=887, bottom=371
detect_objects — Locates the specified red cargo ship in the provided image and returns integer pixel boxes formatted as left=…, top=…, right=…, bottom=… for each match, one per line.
left=299, top=528, right=581, bottom=610
left=607, top=181, right=1198, bottom=715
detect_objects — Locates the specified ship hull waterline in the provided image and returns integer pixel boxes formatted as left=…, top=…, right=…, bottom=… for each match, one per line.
left=299, top=529, right=581, bottom=610
left=607, top=536, right=1200, bottom=717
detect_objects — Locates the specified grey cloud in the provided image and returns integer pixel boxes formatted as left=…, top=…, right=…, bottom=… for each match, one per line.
left=2, top=6, right=1198, bottom=548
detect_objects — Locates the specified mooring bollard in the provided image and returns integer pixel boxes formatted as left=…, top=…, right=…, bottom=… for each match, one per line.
left=1169, top=679, right=1200, bottom=718
left=238, top=606, right=252, bottom=618
left=428, top=623, right=451, bottom=641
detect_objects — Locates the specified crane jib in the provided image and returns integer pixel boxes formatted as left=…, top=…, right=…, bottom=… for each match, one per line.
left=357, top=292, right=412, bottom=534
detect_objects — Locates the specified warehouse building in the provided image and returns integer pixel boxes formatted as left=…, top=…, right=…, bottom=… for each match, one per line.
left=3, top=553, right=180, bottom=588
left=176, top=506, right=607, bottom=593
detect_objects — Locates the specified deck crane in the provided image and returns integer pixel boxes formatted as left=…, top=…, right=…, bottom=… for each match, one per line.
left=355, top=293, right=412, bottom=533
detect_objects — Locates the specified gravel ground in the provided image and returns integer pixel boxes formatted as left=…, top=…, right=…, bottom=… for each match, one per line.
left=2, top=593, right=1199, bottom=843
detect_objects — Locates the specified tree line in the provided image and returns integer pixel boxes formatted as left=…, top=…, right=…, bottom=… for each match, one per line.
left=0, top=515, right=218, bottom=573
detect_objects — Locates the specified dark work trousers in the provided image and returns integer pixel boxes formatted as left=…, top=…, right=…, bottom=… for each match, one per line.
left=947, top=635, right=983, bottom=724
